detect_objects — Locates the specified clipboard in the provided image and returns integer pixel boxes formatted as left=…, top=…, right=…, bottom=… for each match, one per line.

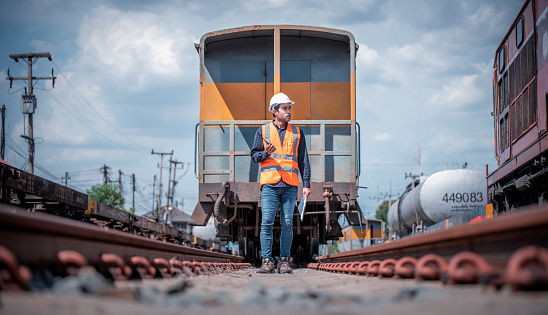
left=297, top=194, right=307, bottom=221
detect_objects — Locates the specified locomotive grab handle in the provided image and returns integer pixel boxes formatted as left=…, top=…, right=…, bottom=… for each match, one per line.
left=214, top=181, right=230, bottom=225
left=194, top=123, right=199, bottom=179
left=356, top=122, right=361, bottom=178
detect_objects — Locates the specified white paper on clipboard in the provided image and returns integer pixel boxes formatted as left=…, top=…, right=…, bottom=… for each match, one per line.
left=297, top=194, right=307, bottom=221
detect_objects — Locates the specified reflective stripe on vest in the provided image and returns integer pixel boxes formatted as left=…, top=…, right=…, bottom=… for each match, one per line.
left=260, top=122, right=300, bottom=187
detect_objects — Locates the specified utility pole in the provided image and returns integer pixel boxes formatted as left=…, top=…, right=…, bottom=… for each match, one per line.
left=100, top=164, right=110, bottom=184
left=6, top=52, right=56, bottom=174
left=151, top=150, right=173, bottom=223
left=169, top=160, right=184, bottom=208
left=370, top=183, right=398, bottom=214
left=166, top=157, right=173, bottom=208
left=1, top=105, right=5, bottom=160
left=118, top=169, right=123, bottom=193
left=152, top=174, right=157, bottom=216
left=132, top=174, right=136, bottom=210
left=61, top=172, right=71, bottom=186
left=405, top=172, right=423, bottom=189
left=369, top=186, right=380, bottom=212
left=380, top=182, right=397, bottom=208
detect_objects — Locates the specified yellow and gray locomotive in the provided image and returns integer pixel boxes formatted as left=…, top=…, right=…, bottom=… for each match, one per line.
left=190, top=25, right=364, bottom=261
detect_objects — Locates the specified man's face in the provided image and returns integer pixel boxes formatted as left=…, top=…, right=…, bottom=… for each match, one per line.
left=274, top=103, right=292, bottom=123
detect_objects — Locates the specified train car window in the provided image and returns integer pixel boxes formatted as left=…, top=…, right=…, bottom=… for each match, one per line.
left=499, top=119, right=504, bottom=152
left=516, top=15, right=524, bottom=48
left=504, top=113, right=509, bottom=149
left=498, top=46, right=505, bottom=73
left=503, top=72, right=508, bottom=110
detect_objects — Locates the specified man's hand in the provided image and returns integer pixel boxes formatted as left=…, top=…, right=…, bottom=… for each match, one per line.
left=303, top=187, right=311, bottom=198
left=265, top=141, right=276, bottom=155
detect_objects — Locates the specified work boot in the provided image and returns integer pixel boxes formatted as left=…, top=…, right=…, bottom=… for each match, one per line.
left=257, top=258, right=275, bottom=273
left=277, top=257, right=293, bottom=274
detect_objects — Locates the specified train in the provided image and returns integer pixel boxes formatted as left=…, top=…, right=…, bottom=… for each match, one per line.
left=189, top=25, right=364, bottom=262
left=383, top=0, right=548, bottom=239
left=337, top=219, right=384, bottom=252
left=488, top=0, right=548, bottom=213
left=0, top=161, right=227, bottom=253
left=387, top=169, right=488, bottom=238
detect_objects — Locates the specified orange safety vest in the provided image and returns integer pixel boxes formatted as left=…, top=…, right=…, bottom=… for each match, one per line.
left=260, top=122, right=301, bottom=187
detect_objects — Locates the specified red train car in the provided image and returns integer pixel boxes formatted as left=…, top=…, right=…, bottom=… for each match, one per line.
left=488, top=0, right=548, bottom=213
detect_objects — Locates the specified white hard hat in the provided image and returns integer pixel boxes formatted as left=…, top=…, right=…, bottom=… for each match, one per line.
left=269, top=93, right=294, bottom=112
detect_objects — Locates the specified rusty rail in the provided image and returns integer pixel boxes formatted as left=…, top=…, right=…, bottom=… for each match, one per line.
left=0, top=204, right=249, bottom=290
left=312, top=204, right=548, bottom=290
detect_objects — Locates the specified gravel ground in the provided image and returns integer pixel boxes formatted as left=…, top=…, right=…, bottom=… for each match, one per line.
left=2, top=267, right=548, bottom=315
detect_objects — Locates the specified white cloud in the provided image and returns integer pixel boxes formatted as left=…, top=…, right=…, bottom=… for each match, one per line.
left=30, top=39, right=55, bottom=53
left=356, top=44, right=402, bottom=85
left=373, top=132, right=392, bottom=141
left=428, top=74, right=484, bottom=109
left=76, top=6, right=196, bottom=89
left=391, top=43, right=424, bottom=64
left=426, top=126, right=493, bottom=157
left=357, top=44, right=380, bottom=67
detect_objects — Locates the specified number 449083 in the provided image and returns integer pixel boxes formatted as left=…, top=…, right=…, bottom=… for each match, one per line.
left=442, top=192, right=483, bottom=203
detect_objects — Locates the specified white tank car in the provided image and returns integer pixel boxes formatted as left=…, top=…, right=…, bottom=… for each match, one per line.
left=388, top=169, right=486, bottom=236
left=192, top=218, right=216, bottom=241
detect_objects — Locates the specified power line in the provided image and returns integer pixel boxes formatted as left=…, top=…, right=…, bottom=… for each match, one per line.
left=53, top=168, right=100, bottom=177
left=50, top=61, right=150, bottom=152
left=45, top=91, right=140, bottom=152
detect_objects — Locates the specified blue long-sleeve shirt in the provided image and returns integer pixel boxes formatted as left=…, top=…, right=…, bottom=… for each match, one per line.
left=251, top=121, right=311, bottom=188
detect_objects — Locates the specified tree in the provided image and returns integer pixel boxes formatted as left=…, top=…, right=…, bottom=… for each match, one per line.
left=87, top=183, right=125, bottom=209
left=325, top=240, right=340, bottom=255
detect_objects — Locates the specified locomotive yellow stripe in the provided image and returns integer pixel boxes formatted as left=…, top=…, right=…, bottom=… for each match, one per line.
left=200, top=74, right=206, bottom=120
left=280, top=82, right=311, bottom=119
left=201, top=82, right=352, bottom=121
left=311, top=82, right=351, bottom=120
left=202, top=83, right=266, bottom=120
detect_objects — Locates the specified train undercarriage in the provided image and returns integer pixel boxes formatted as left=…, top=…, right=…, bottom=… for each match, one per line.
left=190, top=181, right=365, bottom=262
left=488, top=151, right=548, bottom=214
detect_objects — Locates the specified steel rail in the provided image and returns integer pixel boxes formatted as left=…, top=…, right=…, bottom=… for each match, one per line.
left=317, top=204, right=548, bottom=268
left=0, top=203, right=243, bottom=268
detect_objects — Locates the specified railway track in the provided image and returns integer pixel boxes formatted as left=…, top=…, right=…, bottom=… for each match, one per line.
left=311, top=204, right=548, bottom=290
left=2, top=263, right=548, bottom=314
left=1, top=203, right=548, bottom=314
left=0, top=203, right=248, bottom=290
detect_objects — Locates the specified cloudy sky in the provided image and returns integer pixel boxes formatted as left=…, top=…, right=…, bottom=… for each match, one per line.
left=0, top=0, right=525, bottom=217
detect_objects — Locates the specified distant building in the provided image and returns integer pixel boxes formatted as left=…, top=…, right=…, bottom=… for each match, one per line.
left=142, top=207, right=192, bottom=234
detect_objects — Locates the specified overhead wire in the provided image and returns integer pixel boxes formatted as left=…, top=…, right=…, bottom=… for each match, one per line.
left=6, top=61, right=152, bottom=180
left=50, top=60, right=150, bottom=152
left=4, top=62, right=156, bottom=197
left=54, top=168, right=101, bottom=178
left=45, top=90, right=140, bottom=152
left=3, top=67, right=181, bottom=212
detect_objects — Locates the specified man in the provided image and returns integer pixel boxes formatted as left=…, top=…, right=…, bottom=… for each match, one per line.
left=251, top=92, right=311, bottom=274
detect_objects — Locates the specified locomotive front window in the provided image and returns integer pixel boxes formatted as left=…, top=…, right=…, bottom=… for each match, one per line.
left=516, top=15, right=524, bottom=48
left=498, top=46, right=505, bottom=73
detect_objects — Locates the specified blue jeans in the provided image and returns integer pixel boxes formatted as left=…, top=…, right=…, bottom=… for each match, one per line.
left=260, top=185, right=298, bottom=261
